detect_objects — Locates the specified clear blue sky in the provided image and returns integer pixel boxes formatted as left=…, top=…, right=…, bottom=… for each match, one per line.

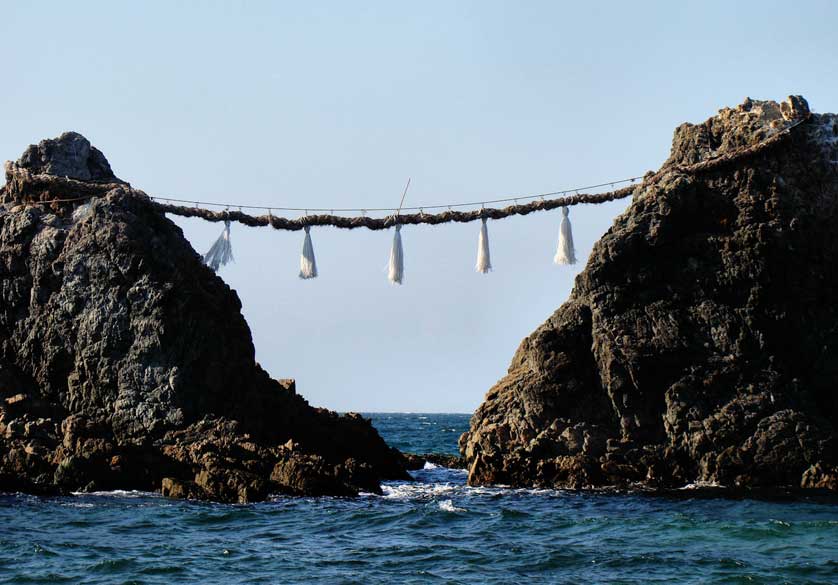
left=2, top=1, right=836, bottom=412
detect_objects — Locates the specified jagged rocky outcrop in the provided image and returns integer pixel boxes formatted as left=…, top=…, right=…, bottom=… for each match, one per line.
left=0, top=132, right=408, bottom=502
left=461, top=96, right=838, bottom=493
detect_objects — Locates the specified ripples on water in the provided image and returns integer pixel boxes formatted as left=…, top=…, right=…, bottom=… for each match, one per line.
left=1, top=413, right=837, bottom=584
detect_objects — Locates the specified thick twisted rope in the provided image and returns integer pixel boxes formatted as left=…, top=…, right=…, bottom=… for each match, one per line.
left=5, top=115, right=809, bottom=230
left=151, top=116, right=809, bottom=231
left=153, top=184, right=638, bottom=231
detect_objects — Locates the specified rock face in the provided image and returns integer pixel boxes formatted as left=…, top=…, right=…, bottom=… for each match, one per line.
left=0, top=133, right=408, bottom=502
left=461, top=96, right=838, bottom=493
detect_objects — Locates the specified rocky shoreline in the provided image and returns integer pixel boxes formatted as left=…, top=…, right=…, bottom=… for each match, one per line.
left=460, top=96, right=838, bottom=495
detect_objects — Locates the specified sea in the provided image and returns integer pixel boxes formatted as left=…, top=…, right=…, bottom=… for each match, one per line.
left=1, top=413, right=836, bottom=584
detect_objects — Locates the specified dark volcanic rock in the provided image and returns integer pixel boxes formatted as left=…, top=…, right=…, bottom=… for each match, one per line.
left=0, top=139, right=408, bottom=502
left=16, top=132, right=117, bottom=182
left=461, top=96, right=838, bottom=494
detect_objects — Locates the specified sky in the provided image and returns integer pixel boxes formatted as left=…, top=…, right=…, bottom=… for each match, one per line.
left=1, top=1, right=837, bottom=412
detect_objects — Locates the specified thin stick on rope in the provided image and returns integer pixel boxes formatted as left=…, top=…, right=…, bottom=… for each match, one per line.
left=387, top=177, right=411, bottom=225
left=395, top=178, right=410, bottom=219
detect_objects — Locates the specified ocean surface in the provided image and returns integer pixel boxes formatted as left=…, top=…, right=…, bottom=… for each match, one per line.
left=1, top=413, right=837, bottom=585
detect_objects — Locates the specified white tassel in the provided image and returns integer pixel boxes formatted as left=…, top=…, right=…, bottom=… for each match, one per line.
left=554, top=206, right=576, bottom=265
left=476, top=217, right=492, bottom=273
left=204, top=219, right=234, bottom=271
left=299, top=226, right=318, bottom=279
left=388, top=224, right=404, bottom=285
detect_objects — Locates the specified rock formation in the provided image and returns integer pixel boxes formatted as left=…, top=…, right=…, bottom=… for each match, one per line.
left=460, top=96, right=838, bottom=493
left=0, top=132, right=408, bottom=502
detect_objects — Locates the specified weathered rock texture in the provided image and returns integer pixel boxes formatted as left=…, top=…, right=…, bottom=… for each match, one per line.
left=0, top=132, right=407, bottom=502
left=461, top=96, right=838, bottom=493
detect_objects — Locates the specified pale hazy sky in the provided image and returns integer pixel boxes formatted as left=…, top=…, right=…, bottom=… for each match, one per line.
left=2, top=1, right=836, bottom=412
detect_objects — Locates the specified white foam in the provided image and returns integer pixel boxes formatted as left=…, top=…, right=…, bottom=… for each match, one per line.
left=380, top=465, right=569, bottom=503
left=679, top=480, right=725, bottom=490
left=381, top=480, right=460, bottom=500
left=438, top=499, right=467, bottom=513
left=71, top=489, right=160, bottom=498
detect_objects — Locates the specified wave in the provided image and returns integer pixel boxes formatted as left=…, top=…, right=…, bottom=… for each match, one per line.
left=70, top=489, right=160, bottom=498
left=437, top=499, right=467, bottom=513
left=378, top=465, right=575, bottom=503
left=679, top=481, right=726, bottom=490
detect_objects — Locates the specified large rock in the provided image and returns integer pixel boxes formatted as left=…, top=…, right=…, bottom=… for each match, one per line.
left=460, top=96, right=838, bottom=493
left=0, top=134, right=408, bottom=502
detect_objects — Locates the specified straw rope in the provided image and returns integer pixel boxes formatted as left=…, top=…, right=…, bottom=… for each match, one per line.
left=151, top=116, right=809, bottom=231
left=7, top=115, right=810, bottom=231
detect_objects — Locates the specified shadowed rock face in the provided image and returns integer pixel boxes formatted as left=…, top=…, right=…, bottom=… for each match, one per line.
left=0, top=134, right=408, bottom=502
left=460, top=96, right=838, bottom=493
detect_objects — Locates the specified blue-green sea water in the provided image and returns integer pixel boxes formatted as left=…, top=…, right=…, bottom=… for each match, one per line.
left=1, top=413, right=837, bottom=584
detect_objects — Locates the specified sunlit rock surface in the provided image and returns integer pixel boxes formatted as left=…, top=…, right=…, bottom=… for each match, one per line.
left=461, top=96, right=838, bottom=493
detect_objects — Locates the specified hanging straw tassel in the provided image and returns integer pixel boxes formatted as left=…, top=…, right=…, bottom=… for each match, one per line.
left=476, top=217, right=492, bottom=273
left=299, top=225, right=318, bottom=279
left=554, top=206, right=576, bottom=265
left=204, top=219, right=234, bottom=271
left=388, top=224, right=404, bottom=285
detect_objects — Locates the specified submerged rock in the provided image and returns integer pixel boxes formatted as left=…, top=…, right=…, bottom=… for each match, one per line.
left=461, top=96, right=838, bottom=494
left=0, top=133, right=408, bottom=502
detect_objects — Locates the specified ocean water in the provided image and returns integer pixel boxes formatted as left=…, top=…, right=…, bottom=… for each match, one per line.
left=1, top=413, right=836, bottom=584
